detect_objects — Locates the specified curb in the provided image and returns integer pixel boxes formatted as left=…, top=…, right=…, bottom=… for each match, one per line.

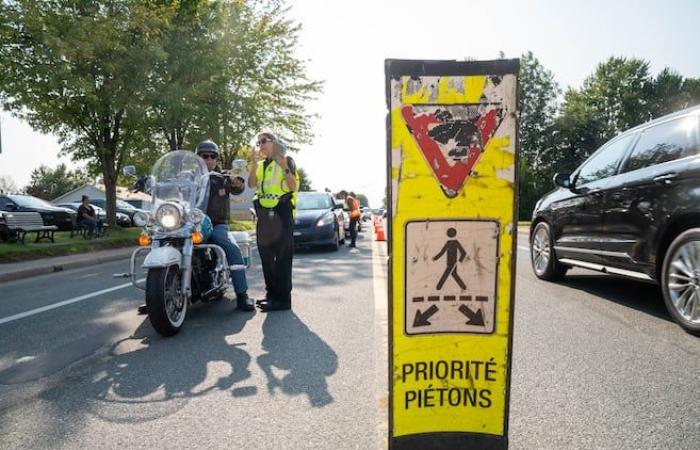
left=0, top=249, right=133, bottom=284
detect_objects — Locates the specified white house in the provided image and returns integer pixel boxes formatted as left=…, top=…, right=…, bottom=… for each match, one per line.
left=52, top=183, right=152, bottom=209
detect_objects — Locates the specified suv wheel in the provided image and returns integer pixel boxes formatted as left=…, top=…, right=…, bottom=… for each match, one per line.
left=661, top=228, right=700, bottom=335
left=531, top=222, right=568, bottom=281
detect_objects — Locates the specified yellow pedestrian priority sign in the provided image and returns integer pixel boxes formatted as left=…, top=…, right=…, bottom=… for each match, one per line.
left=386, top=59, right=519, bottom=450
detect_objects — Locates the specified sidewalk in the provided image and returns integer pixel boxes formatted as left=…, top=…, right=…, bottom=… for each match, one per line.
left=0, top=247, right=133, bottom=284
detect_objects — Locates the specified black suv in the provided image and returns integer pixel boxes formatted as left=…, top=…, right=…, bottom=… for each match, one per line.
left=530, top=105, right=700, bottom=334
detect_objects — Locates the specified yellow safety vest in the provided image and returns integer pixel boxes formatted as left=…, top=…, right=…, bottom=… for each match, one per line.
left=255, top=159, right=299, bottom=210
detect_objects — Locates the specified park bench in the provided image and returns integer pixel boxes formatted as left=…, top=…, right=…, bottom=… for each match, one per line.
left=2, top=211, right=57, bottom=244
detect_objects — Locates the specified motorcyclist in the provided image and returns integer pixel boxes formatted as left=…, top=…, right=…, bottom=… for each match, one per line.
left=195, top=140, right=255, bottom=311
left=137, top=141, right=255, bottom=314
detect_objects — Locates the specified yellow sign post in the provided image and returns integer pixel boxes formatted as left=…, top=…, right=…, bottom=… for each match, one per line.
left=386, top=59, right=519, bottom=449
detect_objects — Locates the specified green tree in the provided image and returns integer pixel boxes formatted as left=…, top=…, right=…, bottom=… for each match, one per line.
left=356, top=194, right=369, bottom=208
left=517, top=51, right=560, bottom=219
left=652, top=68, right=687, bottom=117
left=297, top=167, right=312, bottom=191
left=682, top=78, right=700, bottom=107
left=0, top=1, right=175, bottom=224
left=577, top=56, right=655, bottom=141
left=169, top=0, right=322, bottom=168
left=25, top=163, right=90, bottom=200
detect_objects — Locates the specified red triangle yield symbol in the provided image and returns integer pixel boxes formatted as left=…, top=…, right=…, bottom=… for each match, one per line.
left=401, top=105, right=504, bottom=198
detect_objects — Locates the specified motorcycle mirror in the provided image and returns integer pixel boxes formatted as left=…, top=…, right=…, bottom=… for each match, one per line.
left=123, top=165, right=137, bottom=178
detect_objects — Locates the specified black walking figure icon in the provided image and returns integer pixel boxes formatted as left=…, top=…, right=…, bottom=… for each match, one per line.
left=433, top=228, right=467, bottom=290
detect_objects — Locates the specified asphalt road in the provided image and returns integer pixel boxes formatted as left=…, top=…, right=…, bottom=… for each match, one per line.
left=0, top=229, right=699, bottom=449
left=509, top=236, right=700, bottom=450
left=0, top=230, right=381, bottom=450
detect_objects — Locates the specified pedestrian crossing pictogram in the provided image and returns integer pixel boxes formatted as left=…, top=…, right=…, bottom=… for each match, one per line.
left=404, top=220, right=498, bottom=335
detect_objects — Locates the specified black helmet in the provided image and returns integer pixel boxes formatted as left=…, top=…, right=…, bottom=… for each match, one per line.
left=196, top=139, right=219, bottom=156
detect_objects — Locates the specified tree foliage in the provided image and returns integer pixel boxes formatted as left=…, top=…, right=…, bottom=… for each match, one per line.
left=517, top=53, right=700, bottom=220
left=0, top=0, right=320, bottom=223
left=297, top=167, right=312, bottom=191
left=24, top=163, right=90, bottom=200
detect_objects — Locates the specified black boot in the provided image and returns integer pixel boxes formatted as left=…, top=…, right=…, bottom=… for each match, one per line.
left=137, top=304, right=148, bottom=315
left=236, top=292, right=255, bottom=311
left=258, top=295, right=291, bottom=312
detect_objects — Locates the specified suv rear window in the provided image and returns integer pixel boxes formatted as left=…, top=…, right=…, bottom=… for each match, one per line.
left=622, top=115, right=699, bottom=173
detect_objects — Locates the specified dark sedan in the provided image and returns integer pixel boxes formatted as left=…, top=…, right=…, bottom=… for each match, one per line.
left=293, top=192, right=345, bottom=250
left=0, top=194, right=76, bottom=231
left=90, top=198, right=147, bottom=226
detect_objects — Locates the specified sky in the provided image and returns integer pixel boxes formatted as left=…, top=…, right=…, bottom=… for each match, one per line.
left=1, top=0, right=699, bottom=206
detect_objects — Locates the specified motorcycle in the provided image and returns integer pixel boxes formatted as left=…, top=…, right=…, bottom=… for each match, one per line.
left=114, top=150, right=251, bottom=337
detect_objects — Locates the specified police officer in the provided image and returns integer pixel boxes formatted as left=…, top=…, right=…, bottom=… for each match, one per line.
left=197, top=140, right=255, bottom=311
left=248, top=132, right=298, bottom=311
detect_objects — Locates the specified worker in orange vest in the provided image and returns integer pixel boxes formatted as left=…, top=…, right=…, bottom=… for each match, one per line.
left=340, top=190, right=361, bottom=248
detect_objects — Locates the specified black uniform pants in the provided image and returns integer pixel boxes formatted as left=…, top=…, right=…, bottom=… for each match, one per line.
left=349, top=218, right=359, bottom=246
left=255, top=201, right=294, bottom=304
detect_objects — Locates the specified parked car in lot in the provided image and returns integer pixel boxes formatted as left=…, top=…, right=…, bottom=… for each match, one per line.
left=293, top=192, right=345, bottom=250
left=0, top=194, right=75, bottom=231
left=530, top=105, right=700, bottom=334
left=56, top=202, right=132, bottom=227
left=89, top=198, right=147, bottom=226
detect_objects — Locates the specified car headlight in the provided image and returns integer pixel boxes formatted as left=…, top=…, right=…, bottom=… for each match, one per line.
left=317, top=212, right=335, bottom=227
left=133, top=211, right=149, bottom=227
left=155, top=203, right=182, bottom=230
left=187, top=208, right=204, bottom=224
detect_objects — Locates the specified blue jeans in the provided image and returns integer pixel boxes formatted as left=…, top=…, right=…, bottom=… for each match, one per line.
left=209, top=224, right=248, bottom=295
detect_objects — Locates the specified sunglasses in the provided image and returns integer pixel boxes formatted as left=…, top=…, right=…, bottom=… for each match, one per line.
left=200, top=153, right=218, bottom=160
left=257, top=137, right=272, bottom=146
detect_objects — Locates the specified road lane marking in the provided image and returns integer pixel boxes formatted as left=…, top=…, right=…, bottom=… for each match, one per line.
left=0, top=279, right=145, bottom=326
left=518, top=246, right=529, bottom=251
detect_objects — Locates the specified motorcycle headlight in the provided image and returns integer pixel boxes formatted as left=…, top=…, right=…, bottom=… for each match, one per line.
left=156, top=203, right=182, bottom=230
left=133, top=211, right=149, bottom=227
left=188, top=208, right=204, bottom=224
left=316, top=212, right=335, bottom=227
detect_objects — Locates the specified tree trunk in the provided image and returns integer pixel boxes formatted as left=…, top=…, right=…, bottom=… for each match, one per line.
left=102, top=148, right=118, bottom=227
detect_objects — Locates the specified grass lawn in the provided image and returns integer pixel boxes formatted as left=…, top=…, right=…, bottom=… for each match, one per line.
left=0, top=227, right=143, bottom=263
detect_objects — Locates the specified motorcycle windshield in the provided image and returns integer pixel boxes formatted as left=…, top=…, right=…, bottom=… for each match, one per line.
left=150, top=150, right=209, bottom=212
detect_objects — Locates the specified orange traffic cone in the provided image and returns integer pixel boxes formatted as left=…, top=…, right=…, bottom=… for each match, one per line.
left=375, top=223, right=386, bottom=242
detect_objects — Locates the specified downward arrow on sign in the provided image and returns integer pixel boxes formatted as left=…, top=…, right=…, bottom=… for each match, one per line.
left=459, top=304, right=485, bottom=326
left=413, top=305, right=439, bottom=327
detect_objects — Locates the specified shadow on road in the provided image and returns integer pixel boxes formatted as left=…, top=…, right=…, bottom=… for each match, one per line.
left=257, top=311, right=338, bottom=407
left=20, top=302, right=258, bottom=445
left=558, top=273, right=672, bottom=322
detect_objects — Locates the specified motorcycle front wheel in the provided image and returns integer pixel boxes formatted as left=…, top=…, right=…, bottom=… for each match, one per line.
left=146, top=265, right=187, bottom=336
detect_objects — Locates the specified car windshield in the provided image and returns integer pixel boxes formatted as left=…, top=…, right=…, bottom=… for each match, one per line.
left=8, top=195, right=55, bottom=209
left=297, top=194, right=333, bottom=210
